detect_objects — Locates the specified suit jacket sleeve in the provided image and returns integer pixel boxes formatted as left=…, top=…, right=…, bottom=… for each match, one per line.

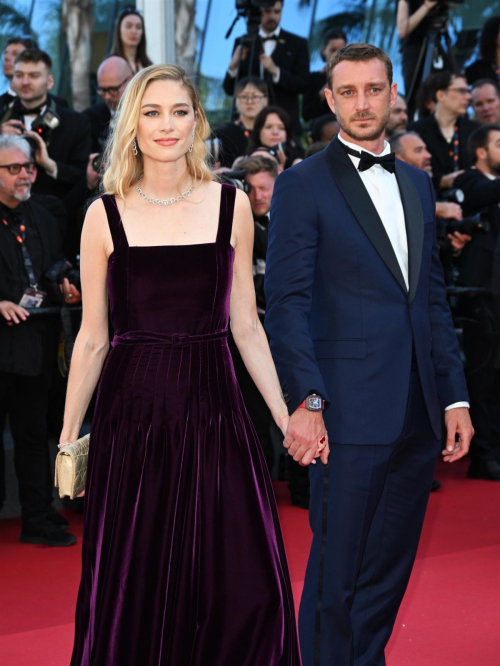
left=264, top=168, right=330, bottom=413
left=454, top=170, right=500, bottom=214
left=426, top=175, right=470, bottom=407
left=223, top=38, right=240, bottom=96
left=54, top=113, right=91, bottom=185
left=275, top=36, right=309, bottom=94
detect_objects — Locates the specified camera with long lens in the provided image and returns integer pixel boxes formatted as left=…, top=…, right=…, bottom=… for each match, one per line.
left=218, top=169, right=250, bottom=193
left=446, top=213, right=491, bottom=237
left=43, top=257, right=81, bottom=304
left=440, top=188, right=464, bottom=204
left=26, top=108, right=60, bottom=149
left=92, top=153, right=105, bottom=174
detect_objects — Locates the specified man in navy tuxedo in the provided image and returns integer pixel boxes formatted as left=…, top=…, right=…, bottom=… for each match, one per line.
left=265, top=44, right=474, bottom=666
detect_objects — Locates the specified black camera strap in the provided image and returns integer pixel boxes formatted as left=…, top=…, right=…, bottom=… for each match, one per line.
left=448, top=125, right=460, bottom=172
left=1, top=215, right=39, bottom=289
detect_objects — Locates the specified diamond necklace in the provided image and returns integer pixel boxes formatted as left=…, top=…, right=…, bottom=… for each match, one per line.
left=136, top=180, right=193, bottom=206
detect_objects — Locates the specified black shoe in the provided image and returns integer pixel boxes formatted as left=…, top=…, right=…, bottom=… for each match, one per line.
left=20, top=516, right=77, bottom=547
left=48, top=509, right=70, bottom=530
left=290, top=492, right=309, bottom=510
left=467, top=460, right=500, bottom=481
left=431, top=479, right=442, bottom=492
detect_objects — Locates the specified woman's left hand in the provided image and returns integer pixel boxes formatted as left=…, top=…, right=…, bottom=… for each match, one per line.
left=276, top=413, right=290, bottom=437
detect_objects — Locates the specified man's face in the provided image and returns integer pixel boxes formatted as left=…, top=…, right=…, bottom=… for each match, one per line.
left=482, top=130, right=500, bottom=176
left=324, top=58, right=397, bottom=143
left=471, top=83, right=500, bottom=124
left=3, top=43, right=26, bottom=80
left=12, top=60, right=53, bottom=103
left=437, top=76, right=471, bottom=117
left=261, top=1, right=282, bottom=33
left=396, top=134, right=432, bottom=173
left=97, top=69, right=131, bottom=111
left=319, top=119, right=340, bottom=143
left=235, top=84, right=268, bottom=121
left=386, top=95, right=408, bottom=135
left=246, top=170, right=275, bottom=216
left=0, top=148, right=33, bottom=203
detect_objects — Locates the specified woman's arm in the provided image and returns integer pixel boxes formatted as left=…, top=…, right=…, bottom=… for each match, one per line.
left=59, top=199, right=113, bottom=443
left=229, top=190, right=289, bottom=436
left=397, top=0, right=437, bottom=39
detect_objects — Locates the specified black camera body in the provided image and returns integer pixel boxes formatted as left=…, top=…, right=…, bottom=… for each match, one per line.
left=28, top=108, right=60, bottom=148
left=92, top=153, right=105, bottom=173
left=446, top=213, right=491, bottom=237
left=218, top=169, right=250, bottom=193
left=43, top=258, right=81, bottom=304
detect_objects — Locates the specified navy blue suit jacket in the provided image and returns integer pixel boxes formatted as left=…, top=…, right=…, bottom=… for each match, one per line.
left=264, top=136, right=469, bottom=445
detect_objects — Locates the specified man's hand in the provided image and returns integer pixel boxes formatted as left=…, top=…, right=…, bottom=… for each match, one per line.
left=284, top=408, right=329, bottom=466
left=259, top=54, right=279, bottom=78
left=59, top=277, right=82, bottom=304
left=229, top=45, right=249, bottom=73
left=439, top=170, right=464, bottom=190
left=435, top=201, right=462, bottom=220
left=0, top=300, right=30, bottom=325
left=448, top=231, right=472, bottom=251
left=1, top=119, right=24, bottom=135
left=23, top=130, right=57, bottom=174
left=442, top=407, right=474, bottom=462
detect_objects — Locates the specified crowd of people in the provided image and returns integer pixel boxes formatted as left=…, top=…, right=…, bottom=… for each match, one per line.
left=0, top=2, right=499, bottom=551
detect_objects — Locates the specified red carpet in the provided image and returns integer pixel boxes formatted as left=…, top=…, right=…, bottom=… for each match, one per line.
left=0, top=457, right=499, bottom=665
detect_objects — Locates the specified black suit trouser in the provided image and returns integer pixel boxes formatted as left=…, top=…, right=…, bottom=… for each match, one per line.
left=0, top=372, right=53, bottom=519
left=299, top=371, right=441, bottom=666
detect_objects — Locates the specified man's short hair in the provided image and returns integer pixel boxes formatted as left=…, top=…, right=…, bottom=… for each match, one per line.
left=15, top=48, right=52, bottom=71
left=6, top=36, right=38, bottom=50
left=322, top=29, right=347, bottom=48
left=239, top=155, right=278, bottom=180
left=471, top=78, right=500, bottom=98
left=389, top=130, right=421, bottom=156
left=235, top=76, right=269, bottom=98
left=326, top=43, right=393, bottom=90
left=430, top=70, right=467, bottom=101
left=310, top=114, right=337, bottom=142
left=467, top=123, right=500, bottom=164
left=0, top=134, right=32, bottom=160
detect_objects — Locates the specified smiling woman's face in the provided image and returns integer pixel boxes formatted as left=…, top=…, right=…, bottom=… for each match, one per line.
left=136, top=79, right=196, bottom=164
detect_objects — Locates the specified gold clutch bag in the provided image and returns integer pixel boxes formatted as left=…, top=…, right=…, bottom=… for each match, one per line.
left=54, top=433, right=90, bottom=499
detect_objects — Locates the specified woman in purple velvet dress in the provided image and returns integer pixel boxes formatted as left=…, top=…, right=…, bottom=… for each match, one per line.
left=59, top=65, right=309, bottom=665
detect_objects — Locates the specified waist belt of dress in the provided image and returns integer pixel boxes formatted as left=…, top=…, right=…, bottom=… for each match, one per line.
left=111, top=329, right=229, bottom=348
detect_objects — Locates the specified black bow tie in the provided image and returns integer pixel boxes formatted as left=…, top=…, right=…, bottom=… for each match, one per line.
left=15, top=99, right=46, bottom=116
left=261, top=35, right=278, bottom=42
left=342, top=143, right=396, bottom=174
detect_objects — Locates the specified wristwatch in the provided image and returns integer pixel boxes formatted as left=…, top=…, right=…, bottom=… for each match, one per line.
left=298, top=393, right=325, bottom=412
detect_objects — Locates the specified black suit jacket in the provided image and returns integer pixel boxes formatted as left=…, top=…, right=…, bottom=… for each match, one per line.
left=465, top=59, right=499, bottom=87
left=0, top=99, right=91, bottom=206
left=0, top=200, right=64, bottom=376
left=302, top=70, right=332, bottom=122
left=82, top=101, right=112, bottom=153
left=0, top=91, right=69, bottom=109
left=223, top=29, right=309, bottom=134
left=408, top=114, right=480, bottom=191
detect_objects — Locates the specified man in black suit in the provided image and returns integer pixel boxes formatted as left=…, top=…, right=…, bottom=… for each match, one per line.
left=0, top=49, right=90, bottom=206
left=454, top=124, right=500, bottom=481
left=223, top=0, right=309, bottom=135
left=471, top=79, right=500, bottom=125
left=409, top=71, right=479, bottom=194
left=0, top=134, right=79, bottom=546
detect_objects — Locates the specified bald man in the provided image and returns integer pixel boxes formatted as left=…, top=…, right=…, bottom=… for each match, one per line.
left=82, top=56, right=133, bottom=152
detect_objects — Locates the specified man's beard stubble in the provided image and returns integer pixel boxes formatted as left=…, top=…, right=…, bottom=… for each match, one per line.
left=336, top=106, right=391, bottom=143
left=486, top=154, right=500, bottom=177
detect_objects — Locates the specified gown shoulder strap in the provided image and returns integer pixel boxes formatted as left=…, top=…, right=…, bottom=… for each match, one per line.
left=100, top=194, right=128, bottom=250
left=216, top=183, right=237, bottom=247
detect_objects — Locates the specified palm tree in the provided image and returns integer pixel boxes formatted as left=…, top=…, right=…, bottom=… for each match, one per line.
left=61, top=0, right=92, bottom=110
left=175, top=0, right=197, bottom=75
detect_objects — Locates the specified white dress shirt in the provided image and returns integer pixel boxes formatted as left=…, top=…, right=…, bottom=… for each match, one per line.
left=337, top=133, right=468, bottom=412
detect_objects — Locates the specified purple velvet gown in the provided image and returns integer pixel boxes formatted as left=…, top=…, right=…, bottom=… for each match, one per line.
left=70, top=184, right=301, bottom=666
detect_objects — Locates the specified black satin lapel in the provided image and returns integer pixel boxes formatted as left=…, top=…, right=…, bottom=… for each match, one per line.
left=325, top=137, right=407, bottom=294
left=395, top=161, right=424, bottom=303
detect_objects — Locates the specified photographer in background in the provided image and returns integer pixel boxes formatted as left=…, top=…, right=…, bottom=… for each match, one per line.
left=453, top=124, right=500, bottom=480
left=471, top=79, right=500, bottom=125
left=0, top=135, right=79, bottom=545
left=0, top=49, right=90, bottom=206
left=223, top=0, right=309, bottom=135
left=409, top=71, right=479, bottom=194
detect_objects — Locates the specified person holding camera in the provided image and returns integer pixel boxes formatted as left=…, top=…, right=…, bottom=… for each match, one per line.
left=246, top=105, right=303, bottom=168
left=409, top=71, right=479, bottom=193
left=0, top=135, right=79, bottom=546
left=453, top=124, right=500, bottom=480
left=223, top=0, right=309, bottom=135
left=0, top=49, right=91, bottom=205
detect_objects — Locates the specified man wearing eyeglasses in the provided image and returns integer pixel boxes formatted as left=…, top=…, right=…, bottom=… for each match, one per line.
left=0, top=49, right=90, bottom=206
left=0, top=134, right=79, bottom=547
left=408, top=71, right=479, bottom=194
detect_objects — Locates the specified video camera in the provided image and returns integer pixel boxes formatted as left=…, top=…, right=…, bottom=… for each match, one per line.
left=218, top=169, right=250, bottom=193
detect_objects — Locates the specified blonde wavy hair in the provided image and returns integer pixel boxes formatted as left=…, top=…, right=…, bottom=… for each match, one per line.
left=102, top=64, right=213, bottom=199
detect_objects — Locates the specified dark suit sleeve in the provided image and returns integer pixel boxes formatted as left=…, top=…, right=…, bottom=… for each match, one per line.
left=264, top=168, right=330, bottom=413
left=54, top=113, right=91, bottom=185
left=275, top=36, right=309, bottom=94
left=222, top=38, right=240, bottom=96
left=454, top=170, right=500, bottom=214
left=425, top=175, right=470, bottom=407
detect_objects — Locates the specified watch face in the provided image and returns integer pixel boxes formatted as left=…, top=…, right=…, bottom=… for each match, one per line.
left=307, top=395, right=323, bottom=411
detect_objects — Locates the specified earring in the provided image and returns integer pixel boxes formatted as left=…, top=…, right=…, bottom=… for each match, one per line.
left=132, top=139, right=138, bottom=156
left=189, top=130, right=194, bottom=153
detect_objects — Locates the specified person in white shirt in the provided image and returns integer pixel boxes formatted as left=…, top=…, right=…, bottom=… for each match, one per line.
left=223, top=0, right=309, bottom=135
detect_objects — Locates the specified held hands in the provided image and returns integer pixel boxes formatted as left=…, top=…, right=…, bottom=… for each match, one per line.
left=442, top=407, right=474, bottom=463
left=283, top=408, right=329, bottom=467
